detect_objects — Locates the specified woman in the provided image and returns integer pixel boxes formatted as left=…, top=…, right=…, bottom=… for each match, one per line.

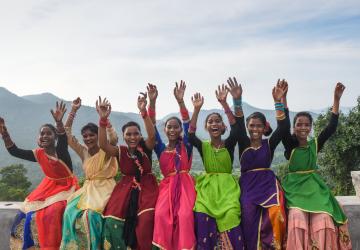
left=149, top=81, right=196, bottom=250
left=97, top=94, right=159, bottom=250
left=0, top=101, right=79, bottom=249
left=235, top=78, right=287, bottom=249
left=188, top=83, right=244, bottom=250
left=60, top=97, right=119, bottom=249
left=281, top=82, right=352, bottom=249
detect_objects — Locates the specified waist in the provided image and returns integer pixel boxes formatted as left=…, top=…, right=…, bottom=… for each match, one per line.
left=166, top=170, right=189, bottom=177
left=45, top=175, right=73, bottom=181
left=122, top=172, right=154, bottom=177
left=86, top=176, right=114, bottom=181
left=289, top=169, right=316, bottom=174
left=244, top=167, right=271, bottom=173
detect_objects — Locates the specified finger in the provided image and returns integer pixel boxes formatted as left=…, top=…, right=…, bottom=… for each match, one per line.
left=56, top=101, right=59, bottom=110
left=50, top=109, right=55, bottom=118
left=175, top=81, right=179, bottom=90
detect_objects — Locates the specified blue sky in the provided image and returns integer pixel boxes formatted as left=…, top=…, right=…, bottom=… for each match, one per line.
left=0, top=0, right=359, bottom=117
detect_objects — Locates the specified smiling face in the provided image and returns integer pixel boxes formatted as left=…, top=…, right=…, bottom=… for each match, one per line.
left=38, top=126, right=56, bottom=148
left=82, top=129, right=98, bottom=149
left=165, top=118, right=182, bottom=142
left=247, top=118, right=265, bottom=140
left=123, top=125, right=142, bottom=150
left=294, top=115, right=312, bottom=141
left=205, top=113, right=225, bottom=138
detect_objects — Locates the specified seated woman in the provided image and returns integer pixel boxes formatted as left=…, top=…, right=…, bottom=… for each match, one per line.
left=97, top=93, right=159, bottom=250
left=281, top=82, right=352, bottom=249
left=0, top=101, right=79, bottom=249
left=60, top=97, right=119, bottom=249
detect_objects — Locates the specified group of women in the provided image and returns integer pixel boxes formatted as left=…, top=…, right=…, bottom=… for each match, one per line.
left=0, top=77, right=352, bottom=250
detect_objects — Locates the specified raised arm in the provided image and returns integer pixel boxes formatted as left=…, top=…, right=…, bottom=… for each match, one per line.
left=227, top=77, right=244, bottom=118
left=174, top=80, right=192, bottom=158
left=317, top=82, right=345, bottom=151
left=216, top=83, right=235, bottom=125
left=147, top=83, right=158, bottom=125
left=188, top=93, right=204, bottom=157
left=63, top=97, right=86, bottom=159
left=138, top=91, right=156, bottom=150
left=96, top=97, right=119, bottom=157
left=269, top=79, right=288, bottom=154
left=0, top=117, right=36, bottom=161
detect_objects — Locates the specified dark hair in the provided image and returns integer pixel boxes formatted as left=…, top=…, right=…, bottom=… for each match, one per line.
left=81, top=122, right=98, bottom=135
left=246, top=112, right=273, bottom=136
left=165, top=116, right=182, bottom=128
left=122, top=121, right=141, bottom=133
left=204, top=112, right=226, bottom=135
left=39, top=124, right=58, bottom=139
left=293, top=112, right=313, bottom=127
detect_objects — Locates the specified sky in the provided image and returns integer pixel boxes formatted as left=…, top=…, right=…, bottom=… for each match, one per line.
left=0, top=0, right=359, bottom=117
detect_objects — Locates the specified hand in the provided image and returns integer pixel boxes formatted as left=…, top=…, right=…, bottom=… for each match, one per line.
left=272, top=79, right=286, bottom=102
left=191, top=93, right=204, bottom=110
left=147, top=83, right=158, bottom=103
left=50, top=101, right=67, bottom=122
left=279, top=79, right=288, bottom=98
left=96, top=96, right=111, bottom=119
left=227, top=77, right=242, bottom=99
left=215, top=84, right=228, bottom=103
left=334, top=82, right=345, bottom=101
left=71, top=97, right=82, bottom=111
left=0, top=117, right=6, bottom=135
left=137, top=92, right=148, bottom=112
left=174, top=80, right=186, bottom=103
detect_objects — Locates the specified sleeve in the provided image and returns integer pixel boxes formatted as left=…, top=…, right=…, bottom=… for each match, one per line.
left=281, top=108, right=298, bottom=160
left=235, top=116, right=250, bottom=156
left=7, top=145, right=37, bottom=162
left=269, top=117, right=288, bottom=158
left=56, top=133, right=73, bottom=172
left=65, top=126, right=86, bottom=161
left=154, top=125, right=166, bottom=159
left=188, top=132, right=203, bottom=159
left=182, top=121, right=193, bottom=161
left=317, top=113, right=339, bottom=152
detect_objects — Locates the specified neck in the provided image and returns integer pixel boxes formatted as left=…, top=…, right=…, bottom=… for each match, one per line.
left=88, top=145, right=100, bottom=156
left=210, top=136, right=222, bottom=146
left=250, top=138, right=262, bottom=148
left=167, top=140, right=178, bottom=149
left=298, top=138, right=308, bottom=147
left=44, top=147, right=56, bottom=156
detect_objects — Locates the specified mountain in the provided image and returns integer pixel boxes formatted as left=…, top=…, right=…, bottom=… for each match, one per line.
left=0, top=86, right=321, bottom=187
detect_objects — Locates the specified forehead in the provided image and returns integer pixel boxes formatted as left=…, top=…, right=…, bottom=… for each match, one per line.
left=248, top=118, right=263, bottom=125
left=124, top=126, right=140, bottom=133
left=40, top=126, right=54, bottom=134
left=82, top=129, right=97, bottom=135
left=207, top=114, right=222, bottom=121
left=296, top=116, right=311, bottom=123
left=166, top=119, right=181, bottom=126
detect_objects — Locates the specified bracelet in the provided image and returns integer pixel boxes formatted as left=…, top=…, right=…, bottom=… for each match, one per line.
left=275, top=102, right=285, bottom=111
left=189, top=124, right=197, bottom=132
left=140, top=110, right=148, bottom=119
left=99, top=118, right=109, bottom=127
left=180, top=107, right=189, bottom=120
left=233, top=97, right=242, bottom=108
left=69, top=112, right=76, bottom=119
left=276, top=114, right=286, bottom=120
left=177, top=100, right=185, bottom=105
left=224, top=106, right=232, bottom=114
left=147, top=106, right=156, bottom=118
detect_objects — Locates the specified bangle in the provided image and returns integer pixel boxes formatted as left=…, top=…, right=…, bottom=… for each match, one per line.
left=275, top=102, right=285, bottom=111
left=99, top=118, right=109, bottom=127
left=189, top=124, right=196, bottom=132
left=233, top=98, right=242, bottom=108
left=177, top=100, right=184, bottom=105
left=140, top=110, right=148, bottom=119
left=180, top=107, right=189, bottom=120
left=276, top=114, right=286, bottom=120
left=224, top=106, right=232, bottom=114
left=147, top=106, right=156, bottom=118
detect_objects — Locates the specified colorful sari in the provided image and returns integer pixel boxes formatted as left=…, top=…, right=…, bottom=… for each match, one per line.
left=11, top=148, right=79, bottom=249
left=152, top=119, right=196, bottom=250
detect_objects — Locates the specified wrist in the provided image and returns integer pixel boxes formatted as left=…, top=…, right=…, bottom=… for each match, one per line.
left=140, top=109, right=148, bottom=118
left=99, top=117, right=109, bottom=128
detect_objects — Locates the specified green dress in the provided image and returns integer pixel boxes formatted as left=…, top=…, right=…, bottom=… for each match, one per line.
left=194, top=141, right=241, bottom=232
left=282, top=138, right=347, bottom=225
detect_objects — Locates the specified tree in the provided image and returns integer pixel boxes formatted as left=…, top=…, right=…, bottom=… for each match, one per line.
left=314, top=97, right=360, bottom=195
left=0, top=164, right=32, bottom=201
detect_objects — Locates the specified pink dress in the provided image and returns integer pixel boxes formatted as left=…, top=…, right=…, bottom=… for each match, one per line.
left=152, top=115, right=196, bottom=250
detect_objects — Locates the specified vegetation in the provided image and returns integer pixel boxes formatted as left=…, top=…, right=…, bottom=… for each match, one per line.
left=0, top=164, right=31, bottom=201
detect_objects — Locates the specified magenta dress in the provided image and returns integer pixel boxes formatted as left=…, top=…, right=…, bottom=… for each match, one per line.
left=152, top=111, right=196, bottom=250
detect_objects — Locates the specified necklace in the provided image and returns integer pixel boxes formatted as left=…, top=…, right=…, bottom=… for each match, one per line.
left=211, top=141, right=223, bottom=152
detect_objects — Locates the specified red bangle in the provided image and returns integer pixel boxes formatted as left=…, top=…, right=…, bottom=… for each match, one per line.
left=224, top=107, right=232, bottom=114
left=147, top=106, right=156, bottom=118
left=180, top=107, right=189, bottom=120
left=99, top=118, right=109, bottom=128
left=189, top=124, right=196, bottom=132
left=140, top=110, right=148, bottom=119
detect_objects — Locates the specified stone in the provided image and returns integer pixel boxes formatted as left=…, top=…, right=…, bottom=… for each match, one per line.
left=351, top=171, right=360, bottom=198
